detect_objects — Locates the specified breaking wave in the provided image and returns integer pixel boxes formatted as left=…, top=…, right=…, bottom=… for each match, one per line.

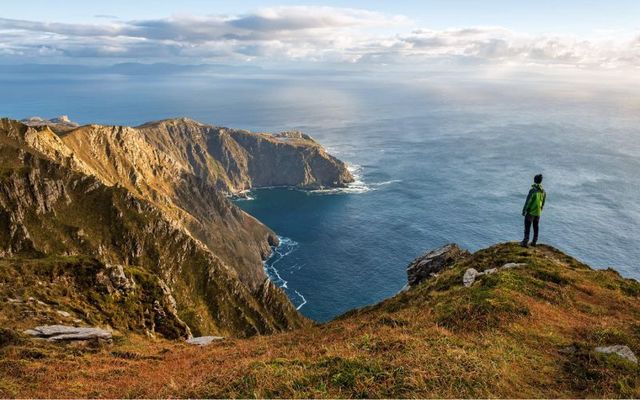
left=232, top=189, right=255, bottom=201
left=308, top=164, right=401, bottom=195
left=263, top=236, right=308, bottom=310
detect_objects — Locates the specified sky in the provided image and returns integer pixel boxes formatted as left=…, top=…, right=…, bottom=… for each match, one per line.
left=1, top=0, right=639, bottom=71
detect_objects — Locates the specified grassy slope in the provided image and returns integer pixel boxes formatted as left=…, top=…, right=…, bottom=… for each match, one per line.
left=0, top=256, right=190, bottom=338
left=1, top=243, right=639, bottom=398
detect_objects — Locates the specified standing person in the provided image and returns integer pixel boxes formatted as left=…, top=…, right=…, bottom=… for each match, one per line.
left=521, top=174, right=546, bottom=247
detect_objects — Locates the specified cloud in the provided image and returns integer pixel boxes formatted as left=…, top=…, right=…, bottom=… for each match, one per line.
left=0, top=7, right=637, bottom=69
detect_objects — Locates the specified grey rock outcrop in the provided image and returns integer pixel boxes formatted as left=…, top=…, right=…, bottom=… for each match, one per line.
left=186, top=336, right=224, bottom=346
left=595, top=345, right=638, bottom=364
left=463, top=268, right=479, bottom=287
left=463, top=262, right=527, bottom=287
left=24, top=325, right=112, bottom=342
left=407, top=244, right=469, bottom=287
left=96, top=264, right=136, bottom=295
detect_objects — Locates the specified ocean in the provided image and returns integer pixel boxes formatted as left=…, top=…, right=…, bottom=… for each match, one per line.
left=2, top=69, right=639, bottom=322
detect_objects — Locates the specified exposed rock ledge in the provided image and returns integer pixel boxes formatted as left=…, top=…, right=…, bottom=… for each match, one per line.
left=406, top=244, right=470, bottom=287
left=24, top=325, right=112, bottom=342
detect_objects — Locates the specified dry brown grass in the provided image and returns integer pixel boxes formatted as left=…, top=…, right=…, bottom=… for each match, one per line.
left=1, top=243, right=639, bottom=398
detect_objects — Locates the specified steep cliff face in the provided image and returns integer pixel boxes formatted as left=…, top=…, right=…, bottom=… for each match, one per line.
left=0, top=118, right=311, bottom=337
left=19, top=117, right=352, bottom=291
left=134, top=118, right=353, bottom=191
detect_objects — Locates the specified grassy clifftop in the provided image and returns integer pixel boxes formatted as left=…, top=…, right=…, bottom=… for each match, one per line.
left=2, top=242, right=639, bottom=398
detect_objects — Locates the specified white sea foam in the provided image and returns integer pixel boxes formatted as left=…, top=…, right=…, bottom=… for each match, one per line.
left=233, top=189, right=255, bottom=201
left=308, top=164, right=402, bottom=196
left=307, top=164, right=371, bottom=195
left=294, top=290, right=307, bottom=310
left=371, top=179, right=403, bottom=187
left=263, top=236, right=308, bottom=310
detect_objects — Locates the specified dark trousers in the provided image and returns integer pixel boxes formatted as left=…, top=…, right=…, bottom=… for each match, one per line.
left=523, top=214, right=540, bottom=243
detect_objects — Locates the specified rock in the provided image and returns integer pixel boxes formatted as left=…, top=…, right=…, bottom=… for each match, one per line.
left=483, top=268, right=498, bottom=275
left=407, top=244, right=470, bottom=287
left=503, top=262, right=527, bottom=269
left=275, top=130, right=314, bottom=142
left=186, top=336, right=224, bottom=346
left=24, top=325, right=112, bottom=342
left=463, top=268, right=479, bottom=287
left=48, top=331, right=112, bottom=342
left=96, top=264, right=136, bottom=295
left=56, top=310, right=72, bottom=318
left=464, top=262, right=527, bottom=287
left=106, top=264, right=136, bottom=292
left=595, top=345, right=638, bottom=364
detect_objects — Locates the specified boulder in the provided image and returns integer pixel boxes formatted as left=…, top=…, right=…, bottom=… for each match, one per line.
left=407, top=244, right=469, bottom=287
left=595, top=345, right=638, bottom=364
left=24, top=325, right=112, bottom=342
left=464, top=262, right=527, bottom=287
left=186, top=336, right=224, bottom=346
left=463, top=268, right=479, bottom=287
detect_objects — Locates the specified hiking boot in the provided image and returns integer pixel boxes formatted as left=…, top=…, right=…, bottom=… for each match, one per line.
left=531, top=241, right=537, bottom=247
left=520, top=240, right=529, bottom=248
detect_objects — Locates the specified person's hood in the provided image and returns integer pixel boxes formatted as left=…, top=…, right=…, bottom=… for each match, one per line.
left=531, top=183, right=544, bottom=191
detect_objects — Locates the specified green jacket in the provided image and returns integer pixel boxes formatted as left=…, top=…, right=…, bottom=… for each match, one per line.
left=522, top=183, right=546, bottom=217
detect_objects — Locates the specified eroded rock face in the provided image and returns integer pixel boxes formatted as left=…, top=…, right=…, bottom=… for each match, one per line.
left=407, top=244, right=470, bottom=287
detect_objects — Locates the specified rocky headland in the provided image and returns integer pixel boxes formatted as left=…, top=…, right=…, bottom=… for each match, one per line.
left=0, top=116, right=352, bottom=339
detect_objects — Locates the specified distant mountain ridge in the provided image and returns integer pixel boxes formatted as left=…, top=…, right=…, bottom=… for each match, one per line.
left=0, top=116, right=353, bottom=338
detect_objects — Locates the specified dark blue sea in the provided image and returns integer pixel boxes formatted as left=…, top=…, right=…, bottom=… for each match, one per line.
left=2, top=69, right=639, bottom=321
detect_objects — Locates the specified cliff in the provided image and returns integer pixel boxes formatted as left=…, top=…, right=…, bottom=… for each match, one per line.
left=21, top=117, right=353, bottom=290
left=0, top=116, right=354, bottom=339
left=2, top=243, right=638, bottom=398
